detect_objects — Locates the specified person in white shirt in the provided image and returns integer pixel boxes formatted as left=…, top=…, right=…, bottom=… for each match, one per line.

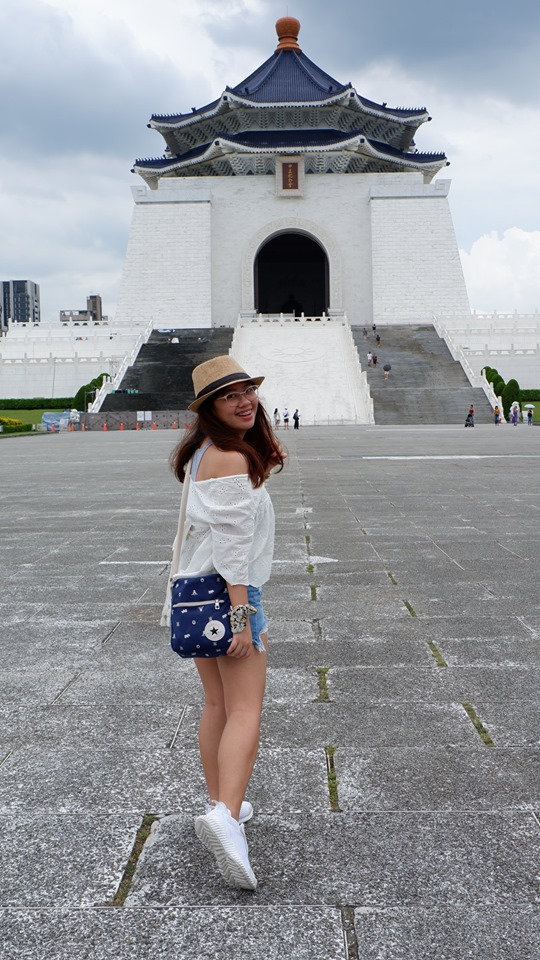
left=169, top=356, right=284, bottom=890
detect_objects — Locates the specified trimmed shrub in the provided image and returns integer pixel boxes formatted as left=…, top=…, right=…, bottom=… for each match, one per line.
left=520, top=389, right=540, bottom=402
left=485, top=367, right=501, bottom=384
left=0, top=416, right=23, bottom=426
left=493, top=377, right=505, bottom=397
left=0, top=397, right=74, bottom=409
left=0, top=422, right=33, bottom=435
left=501, top=378, right=521, bottom=420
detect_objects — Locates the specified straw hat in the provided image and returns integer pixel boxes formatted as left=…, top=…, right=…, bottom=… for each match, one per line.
left=188, top=355, right=264, bottom=412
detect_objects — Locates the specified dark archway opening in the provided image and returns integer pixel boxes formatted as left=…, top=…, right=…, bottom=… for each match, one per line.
left=254, top=233, right=329, bottom=316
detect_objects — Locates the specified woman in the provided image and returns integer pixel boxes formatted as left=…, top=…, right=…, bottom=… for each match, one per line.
left=169, top=355, right=284, bottom=891
left=273, top=407, right=281, bottom=429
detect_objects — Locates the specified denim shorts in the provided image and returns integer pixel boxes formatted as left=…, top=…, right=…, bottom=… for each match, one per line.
left=247, top=585, right=268, bottom=653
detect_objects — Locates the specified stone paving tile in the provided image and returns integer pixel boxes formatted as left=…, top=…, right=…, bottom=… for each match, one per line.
left=251, top=702, right=477, bottom=749
left=0, top=669, right=80, bottom=706
left=353, top=905, right=540, bottom=959
left=416, top=615, right=531, bottom=642
left=0, top=746, right=328, bottom=816
left=0, top=814, right=138, bottom=906
left=409, top=594, right=540, bottom=618
left=126, top=811, right=540, bottom=906
left=0, top=621, right=119, bottom=667
left=54, top=666, right=198, bottom=706
left=325, top=665, right=451, bottom=702
left=473, top=702, right=540, bottom=747
left=336, top=746, right=540, bottom=811
left=443, top=665, right=540, bottom=701
left=0, top=703, right=184, bottom=749
left=270, top=636, right=434, bottom=669
left=0, top=907, right=346, bottom=960
left=435, top=637, right=540, bottom=666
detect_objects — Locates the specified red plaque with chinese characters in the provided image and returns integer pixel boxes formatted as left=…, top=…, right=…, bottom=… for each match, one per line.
left=282, top=162, right=299, bottom=190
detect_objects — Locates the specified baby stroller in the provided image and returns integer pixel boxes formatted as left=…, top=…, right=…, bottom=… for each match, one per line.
left=464, top=411, right=475, bottom=427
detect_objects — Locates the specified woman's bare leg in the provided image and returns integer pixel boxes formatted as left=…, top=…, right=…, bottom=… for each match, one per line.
left=215, top=635, right=267, bottom=819
left=194, top=659, right=227, bottom=802
left=194, top=637, right=267, bottom=819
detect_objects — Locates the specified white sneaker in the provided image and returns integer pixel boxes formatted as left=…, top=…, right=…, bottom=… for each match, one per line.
left=195, top=801, right=257, bottom=890
left=205, top=799, right=254, bottom=825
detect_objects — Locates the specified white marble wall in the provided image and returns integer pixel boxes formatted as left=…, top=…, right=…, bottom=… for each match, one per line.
left=114, top=171, right=469, bottom=331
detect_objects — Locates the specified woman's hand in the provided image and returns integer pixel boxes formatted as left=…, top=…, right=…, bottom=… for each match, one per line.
left=227, top=624, right=253, bottom=658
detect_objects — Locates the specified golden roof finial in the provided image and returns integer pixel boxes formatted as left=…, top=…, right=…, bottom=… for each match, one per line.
left=275, top=16, right=301, bottom=52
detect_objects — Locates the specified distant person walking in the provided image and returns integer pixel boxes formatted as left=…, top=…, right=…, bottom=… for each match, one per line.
left=465, top=404, right=475, bottom=427
left=511, top=404, right=519, bottom=426
left=527, top=408, right=533, bottom=426
left=273, top=408, right=280, bottom=429
left=372, top=323, right=377, bottom=335
left=367, top=351, right=373, bottom=366
left=293, top=409, right=300, bottom=430
left=383, top=363, right=391, bottom=379
left=362, top=327, right=368, bottom=338
left=375, top=333, right=381, bottom=347
left=282, top=407, right=290, bottom=430
left=493, top=405, right=501, bottom=425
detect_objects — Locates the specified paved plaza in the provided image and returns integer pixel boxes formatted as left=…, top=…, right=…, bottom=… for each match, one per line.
left=1, top=425, right=539, bottom=959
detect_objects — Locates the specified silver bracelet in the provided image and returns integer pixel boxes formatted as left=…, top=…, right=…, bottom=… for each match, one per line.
left=229, top=603, right=257, bottom=634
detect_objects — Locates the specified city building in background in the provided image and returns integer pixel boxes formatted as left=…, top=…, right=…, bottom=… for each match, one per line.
left=1, top=280, right=41, bottom=326
left=60, top=294, right=106, bottom=325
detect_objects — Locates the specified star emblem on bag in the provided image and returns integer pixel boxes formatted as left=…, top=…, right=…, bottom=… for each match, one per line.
left=203, top=619, right=226, bottom=642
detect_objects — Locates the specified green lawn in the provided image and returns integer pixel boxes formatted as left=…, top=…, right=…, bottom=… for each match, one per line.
left=0, top=408, right=60, bottom=425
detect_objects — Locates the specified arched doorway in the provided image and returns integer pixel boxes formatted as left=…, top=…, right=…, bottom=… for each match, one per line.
left=254, top=233, right=329, bottom=316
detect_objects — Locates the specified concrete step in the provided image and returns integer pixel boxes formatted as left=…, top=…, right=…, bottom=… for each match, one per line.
left=352, top=324, right=493, bottom=424
left=101, top=328, right=234, bottom=412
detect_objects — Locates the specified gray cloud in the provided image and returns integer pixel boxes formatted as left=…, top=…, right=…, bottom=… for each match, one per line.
left=207, top=0, right=540, bottom=105
left=0, top=0, right=216, bottom=162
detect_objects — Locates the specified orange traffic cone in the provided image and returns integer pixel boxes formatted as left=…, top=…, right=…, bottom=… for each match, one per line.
left=152, top=422, right=157, bottom=430
left=103, top=423, right=108, bottom=431
left=120, top=422, right=124, bottom=431
left=51, top=423, right=56, bottom=433
left=172, top=421, right=178, bottom=430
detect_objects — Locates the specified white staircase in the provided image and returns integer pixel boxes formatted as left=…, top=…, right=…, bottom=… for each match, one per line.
left=231, top=316, right=374, bottom=425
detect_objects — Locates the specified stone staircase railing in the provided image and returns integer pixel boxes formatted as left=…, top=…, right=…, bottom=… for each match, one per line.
left=89, top=319, right=154, bottom=412
left=433, top=316, right=502, bottom=413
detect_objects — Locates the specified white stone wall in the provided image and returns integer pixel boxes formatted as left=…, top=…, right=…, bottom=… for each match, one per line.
left=115, top=185, right=212, bottom=327
left=0, top=323, right=145, bottom=398
left=370, top=178, right=471, bottom=323
left=114, top=171, right=470, bottom=330
left=114, top=173, right=373, bottom=328
left=0, top=357, right=115, bottom=399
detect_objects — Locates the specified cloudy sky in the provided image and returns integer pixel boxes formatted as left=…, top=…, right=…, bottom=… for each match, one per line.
left=1, top=0, right=539, bottom=322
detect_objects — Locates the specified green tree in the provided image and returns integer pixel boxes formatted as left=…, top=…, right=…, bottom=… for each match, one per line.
left=72, top=373, right=109, bottom=411
left=501, top=378, right=521, bottom=420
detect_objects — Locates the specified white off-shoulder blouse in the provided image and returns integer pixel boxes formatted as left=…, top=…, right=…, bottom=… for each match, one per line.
left=174, top=474, right=275, bottom=587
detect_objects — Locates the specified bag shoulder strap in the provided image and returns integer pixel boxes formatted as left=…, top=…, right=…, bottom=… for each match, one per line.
left=169, top=459, right=192, bottom=583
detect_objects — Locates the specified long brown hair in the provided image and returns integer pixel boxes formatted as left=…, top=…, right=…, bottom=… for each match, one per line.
left=171, top=393, right=285, bottom=487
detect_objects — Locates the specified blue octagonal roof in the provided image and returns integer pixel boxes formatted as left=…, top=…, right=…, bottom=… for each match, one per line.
left=229, top=49, right=349, bottom=103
